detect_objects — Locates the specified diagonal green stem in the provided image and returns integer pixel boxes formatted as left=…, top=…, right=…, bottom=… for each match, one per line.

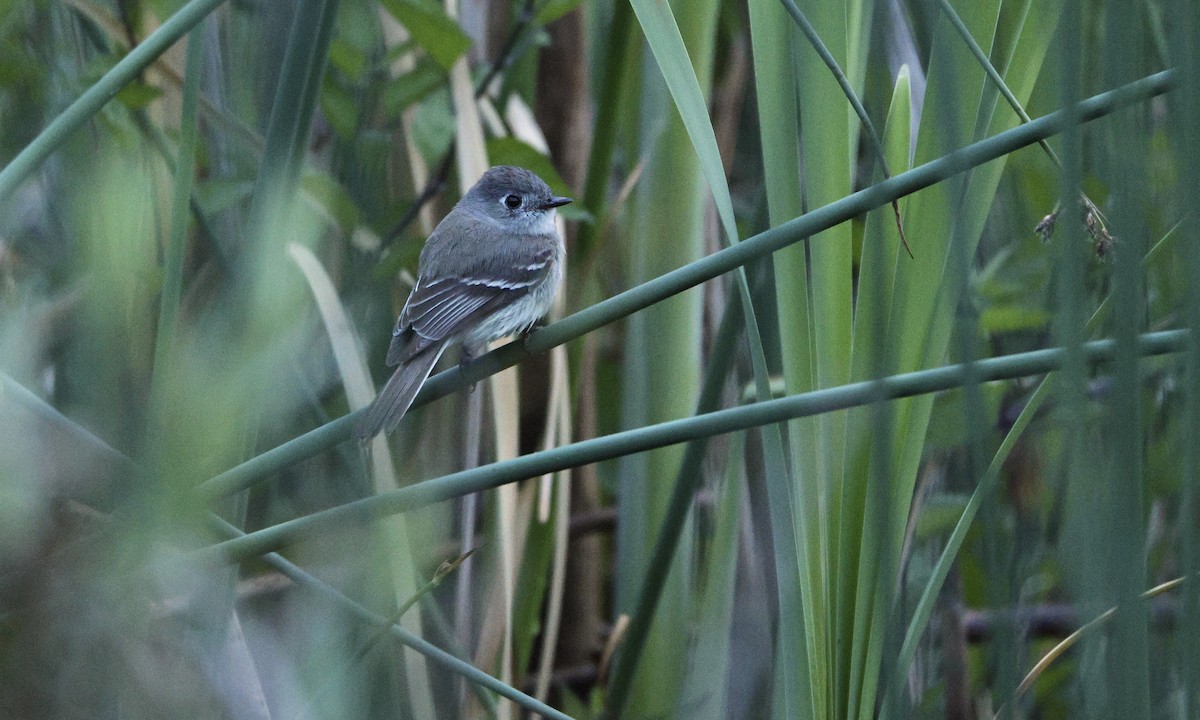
left=287, top=547, right=492, bottom=720
left=195, top=329, right=1189, bottom=566
left=527, top=73, right=1175, bottom=353
left=1, top=372, right=137, bottom=476
left=231, top=530, right=572, bottom=719
left=206, top=515, right=569, bottom=720
left=936, top=0, right=1060, bottom=167
left=192, top=69, right=1176, bottom=502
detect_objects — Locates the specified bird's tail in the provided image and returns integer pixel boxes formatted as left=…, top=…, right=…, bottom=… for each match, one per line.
left=354, top=342, right=447, bottom=440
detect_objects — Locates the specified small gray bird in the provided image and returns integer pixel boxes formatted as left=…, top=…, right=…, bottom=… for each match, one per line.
left=355, top=165, right=571, bottom=439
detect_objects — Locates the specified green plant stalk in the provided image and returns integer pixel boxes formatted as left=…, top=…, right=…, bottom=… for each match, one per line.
left=220, top=0, right=342, bottom=452
left=746, top=1, right=813, bottom=714
left=846, top=66, right=911, bottom=427
left=537, top=31, right=1102, bottom=364
left=872, top=6, right=1063, bottom=713
left=0, top=371, right=137, bottom=476
left=640, top=0, right=796, bottom=511
left=192, top=69, right=1177, bottom=502
left=1100, top=5, right=1152, bottom=715
left=629, top=0, right=797, bottom=650
left=841, top=68, right=912, bottom=720
left=677, top=435, right=742, bottom=720
left=233, top=0, right=341, bottom=461
left=296, top=549, right=476, bottom=720
left=779, top=0, right=913, bottom=269
left=192, top=9, right=342, bottom=652
left=788, top=3, right=857, bottom=705
left=195, top=329, right=1189, bottom=566
left=877, top=12, right=981, bottom=715
left=627, top=0, right=785, bottom=425
left=276, top=7, right=433, bottom=711
left=220, top=0, right=336, bottom=539
left=874, top=0, right=990, bottom=510
left=940, top=6, right=1014, bottom=708
left=414, top=595, right=499, bottom=718
left=0, top=0, right=230, bottom=204
left=230, top=1, right=434, bottom=709
left=942, top=0, right=1116, bottom=273
left=1171, top=1, right=1200, bottom=714
left=880, top=373, right=1052, bottom=720
left=149, top=25, right=206, bottom=412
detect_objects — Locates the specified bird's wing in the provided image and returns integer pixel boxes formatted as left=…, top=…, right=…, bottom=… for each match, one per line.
left=388, top=245, right=556, bottom=364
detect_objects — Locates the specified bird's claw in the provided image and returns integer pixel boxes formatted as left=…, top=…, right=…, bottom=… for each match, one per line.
left=460, top=345, right=479, bottom=394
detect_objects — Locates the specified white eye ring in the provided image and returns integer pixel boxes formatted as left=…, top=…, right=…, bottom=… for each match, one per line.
left=502, top=194, right=522, bottom=210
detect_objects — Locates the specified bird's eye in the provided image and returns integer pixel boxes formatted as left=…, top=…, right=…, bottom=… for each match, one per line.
left=503, top=194, right=522, bottom=209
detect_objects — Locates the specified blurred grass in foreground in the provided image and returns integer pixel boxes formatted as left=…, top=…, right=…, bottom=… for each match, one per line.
left=1, top=1, right=1199, bottom=719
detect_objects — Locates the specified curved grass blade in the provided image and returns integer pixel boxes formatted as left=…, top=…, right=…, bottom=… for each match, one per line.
left=746, top=1, right=814, bottom=713
left=1005, top=577, right=1185, bottom=715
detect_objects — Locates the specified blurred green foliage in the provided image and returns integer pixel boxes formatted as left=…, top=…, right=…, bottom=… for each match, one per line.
left=1, top=1, right=1198, bottom=720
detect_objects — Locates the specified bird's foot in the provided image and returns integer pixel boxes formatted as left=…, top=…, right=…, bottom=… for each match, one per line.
left=460, top=344, right=480, bottom=394
left=521, top=321, right=548, bottom=348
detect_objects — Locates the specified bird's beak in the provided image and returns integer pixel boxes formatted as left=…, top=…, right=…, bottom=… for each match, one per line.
left=540, top=196, right=573, bottom=210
